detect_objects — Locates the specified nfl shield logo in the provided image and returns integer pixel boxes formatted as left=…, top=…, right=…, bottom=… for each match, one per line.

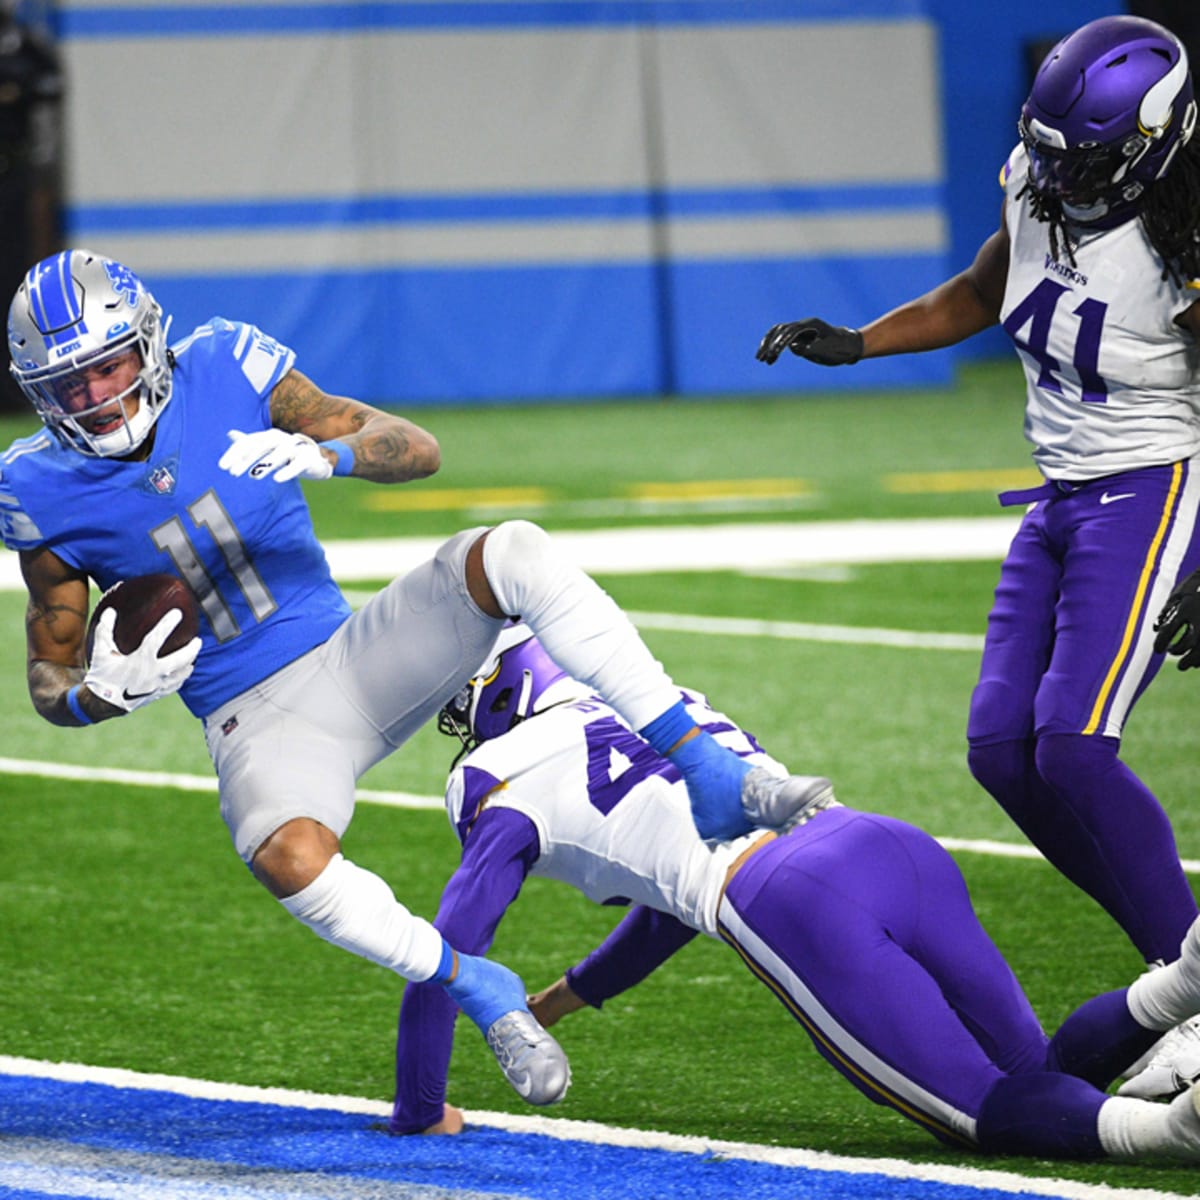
left=148, top=464, right=176, bottom=494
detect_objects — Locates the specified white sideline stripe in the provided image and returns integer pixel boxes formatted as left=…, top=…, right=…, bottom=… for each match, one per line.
left=0, top=516, right=1023, bottom=592
left=5, top=755, right=1199, bottom=876
left=626, top=610, right=984, bottom=651
left=941, top=837, right=1200, bottom=874
left=0, top=756, right=436, bottom=810
left=0, top=1057, right=1190, bottom=1200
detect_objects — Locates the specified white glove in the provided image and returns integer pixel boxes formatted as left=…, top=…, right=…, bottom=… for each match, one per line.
left=218, top=428, right=334, bottom=482
left=83, top=607, right=201, bottom=713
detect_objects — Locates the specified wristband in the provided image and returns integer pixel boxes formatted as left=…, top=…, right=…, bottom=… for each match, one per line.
left=429, top=938, right=456, bottom=985
left=321, top=439, right=356, bottom=477
left=638, top=699, right=694, bottom=756
left=66, top=685, right=94, bottom=726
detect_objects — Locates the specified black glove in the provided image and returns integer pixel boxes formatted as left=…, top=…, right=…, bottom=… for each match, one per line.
left=1154, top=566, right=1200, bottom=670
left=756, top=318, right=864, bottom=367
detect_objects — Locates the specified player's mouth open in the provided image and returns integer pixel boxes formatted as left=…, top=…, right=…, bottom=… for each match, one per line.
left=84, top=407, right=124, bottom=435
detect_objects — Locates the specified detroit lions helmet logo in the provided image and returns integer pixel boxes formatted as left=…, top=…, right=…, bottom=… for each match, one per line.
left=103, top=260, right=143, bottom=309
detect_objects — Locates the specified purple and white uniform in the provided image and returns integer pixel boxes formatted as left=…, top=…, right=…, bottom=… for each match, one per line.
left=967, top=146, right=1200, bottom=965
left=392, top=692, right=1151, bottom=1156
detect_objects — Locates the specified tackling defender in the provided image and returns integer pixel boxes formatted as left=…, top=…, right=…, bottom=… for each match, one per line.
left=391, top=626, right=1200, bottom=1162
left=0, top=249, right=790, bottom=1106
left=757, top=15, right=1200, bottom=1097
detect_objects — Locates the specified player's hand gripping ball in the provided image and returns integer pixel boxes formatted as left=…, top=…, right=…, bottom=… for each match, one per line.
left=84, top=574, right=202, bottom=711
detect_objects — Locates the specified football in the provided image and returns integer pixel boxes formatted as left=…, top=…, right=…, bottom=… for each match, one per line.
left=85, top=574, right=201, bottom=661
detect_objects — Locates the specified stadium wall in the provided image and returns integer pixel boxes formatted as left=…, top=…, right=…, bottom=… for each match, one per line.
left=53, top=1, right=1120, bottom=404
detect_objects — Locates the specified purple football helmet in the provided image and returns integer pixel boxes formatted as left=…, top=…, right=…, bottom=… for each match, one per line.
left=1019, top=15, right=1196, bottom=224
left=438, top=622, right=583, bottom=754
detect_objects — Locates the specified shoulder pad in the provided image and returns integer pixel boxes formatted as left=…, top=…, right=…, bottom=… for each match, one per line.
left=999, top=143, right=1026, bottom=192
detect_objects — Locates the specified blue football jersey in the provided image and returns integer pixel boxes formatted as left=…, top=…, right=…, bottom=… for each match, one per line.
left=0, top=317, right=351, bottom=717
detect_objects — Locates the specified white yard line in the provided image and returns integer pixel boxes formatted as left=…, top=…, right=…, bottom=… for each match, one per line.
left=2, top=756, right=1196, bottom=875
left=0, top=516, right=1021, bottom=592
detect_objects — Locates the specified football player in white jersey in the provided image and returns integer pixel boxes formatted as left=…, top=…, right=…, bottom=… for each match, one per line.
left=757, top=16, right=1200, bottom=1099
left=390, top=625, right=1200, bottom=1162
left=0, top=249, right=797, bottom=1110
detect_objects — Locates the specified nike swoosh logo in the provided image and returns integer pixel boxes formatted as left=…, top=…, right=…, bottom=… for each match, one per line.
left=509, top=1070, right=534, bottom=1098
left=1100, top=492, right=1136, bottom=505
left=123, top=688, right=154, bottom=702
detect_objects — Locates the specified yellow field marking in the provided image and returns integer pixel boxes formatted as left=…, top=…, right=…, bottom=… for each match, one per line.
left=363, top=485, right=554, bottom=512
left=627, top=479, right=811, bottom=500
left=884, top=468, right=1040, bottom=494
left=361, top=479, right=812, bottom=512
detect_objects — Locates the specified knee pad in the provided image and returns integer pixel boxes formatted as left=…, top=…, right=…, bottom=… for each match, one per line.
left=1034, top=733, right=1118, bottom=795
left=480, top=520, right=559, bottom=618
left=966, top=739, right=1025, bottom=800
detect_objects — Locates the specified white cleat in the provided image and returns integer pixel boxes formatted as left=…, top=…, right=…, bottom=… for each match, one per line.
left=1120, top=1014, right=1200, bottom=1100
left=485, top=1010, right=571, bottom=1106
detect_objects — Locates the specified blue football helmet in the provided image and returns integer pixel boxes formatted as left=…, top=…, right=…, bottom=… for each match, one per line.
left=8, top=249, right=173, bottom=457
left=439, top=622, right=587, bottom=756
left=1019, top=15, right=1196, bottom=225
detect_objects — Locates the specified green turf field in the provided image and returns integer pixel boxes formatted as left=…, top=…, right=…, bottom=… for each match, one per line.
left=2, top=359, right=1198, bottom=1192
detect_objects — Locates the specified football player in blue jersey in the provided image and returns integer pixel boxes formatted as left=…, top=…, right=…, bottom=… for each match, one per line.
left=389, top=626, right=1200, bottom=1161
left=757, top=15, right=1200, bottom=1099
left=0, top=248, right=800, bottom=1108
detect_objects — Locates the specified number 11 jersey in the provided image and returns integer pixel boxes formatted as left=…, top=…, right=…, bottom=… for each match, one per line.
left=0, top=318, right=351, bottom=717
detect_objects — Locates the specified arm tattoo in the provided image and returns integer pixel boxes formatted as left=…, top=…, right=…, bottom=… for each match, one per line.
left=270, top=370, right=435, bottom=483
left=269, top=371, right=365, bottom=436
left=350, top=426, right=416, bottom=480
left=26, top=595, right=88, bottom=724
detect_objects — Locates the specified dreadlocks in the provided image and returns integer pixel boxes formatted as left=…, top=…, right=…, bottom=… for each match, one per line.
left=1018, top=181, right=1075, bottom=267
left=1021, top=135, right=1200, bottom=285
left=1142, top=135, right=1200, bottom=285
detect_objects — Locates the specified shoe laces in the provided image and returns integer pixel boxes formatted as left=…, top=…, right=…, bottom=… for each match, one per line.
left=486, top=1011, right=543, bottom=1069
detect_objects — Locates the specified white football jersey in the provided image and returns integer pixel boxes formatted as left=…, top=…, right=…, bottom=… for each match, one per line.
left=444, top=691, right=787, bottom=938
left=1000, top=144, right=1200, bottom=479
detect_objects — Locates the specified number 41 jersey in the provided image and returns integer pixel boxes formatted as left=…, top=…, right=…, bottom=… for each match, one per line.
left=0, top=318, right=351, bottom=717
left=1000, top=144, right=1200, bottom=480
left=446, top=690, right=789, bottom=938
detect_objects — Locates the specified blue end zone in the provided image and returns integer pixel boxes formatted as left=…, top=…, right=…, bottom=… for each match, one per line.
left=147, top=254, right=952, bottom=407
left=0, top=1068, right=1132, bottom=1200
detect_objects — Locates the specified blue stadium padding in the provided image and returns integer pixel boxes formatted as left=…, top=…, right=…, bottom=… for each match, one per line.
left=667, top=255, right=955, bottom=396
left=60, top=2, right=933, bottom=39
left=147, top=256, right=954, bottom=408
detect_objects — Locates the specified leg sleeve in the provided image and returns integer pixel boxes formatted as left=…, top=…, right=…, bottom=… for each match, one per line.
left=481, top=520, right=681, bottom=729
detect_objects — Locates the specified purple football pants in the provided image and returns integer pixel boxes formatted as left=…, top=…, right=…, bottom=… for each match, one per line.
left=718, top=808, right=1155, bottom=1157
left=967, top=461, right=1200, bottom=964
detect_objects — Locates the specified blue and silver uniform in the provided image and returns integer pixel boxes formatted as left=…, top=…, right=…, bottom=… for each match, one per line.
left=0, top=318, right=350, bottom=717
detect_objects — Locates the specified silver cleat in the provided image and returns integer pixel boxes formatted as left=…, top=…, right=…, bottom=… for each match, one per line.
left=741, top=766, right=838, bottom=832
left=485, top=1010, right=572, bottom=1106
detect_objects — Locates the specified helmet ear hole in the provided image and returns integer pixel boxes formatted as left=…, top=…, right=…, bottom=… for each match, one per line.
left=438, top=624, right=580, bottom=749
